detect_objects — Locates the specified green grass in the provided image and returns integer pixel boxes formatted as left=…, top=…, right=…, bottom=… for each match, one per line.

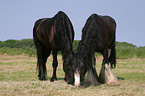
left=0, top=54, right=145, bottom=96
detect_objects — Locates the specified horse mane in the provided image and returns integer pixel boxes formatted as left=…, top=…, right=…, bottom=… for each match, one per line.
left=53, top=11, right=74, bottom=61
left=104, top=16, right=116, bottom=28
left=76, top=14, right=102, bottom=58
left=54, top=11, right=74, bottom=44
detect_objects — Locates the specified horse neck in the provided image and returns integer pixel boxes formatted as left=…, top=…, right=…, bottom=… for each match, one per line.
left=76, top=44, right=95, bottom=70
left=77, top=40, right=96, bottom=58
left=62, top=49, right=73, bottom=61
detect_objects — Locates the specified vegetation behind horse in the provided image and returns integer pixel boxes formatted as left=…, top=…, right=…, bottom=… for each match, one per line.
left=0, top=39, right=145, bottom=59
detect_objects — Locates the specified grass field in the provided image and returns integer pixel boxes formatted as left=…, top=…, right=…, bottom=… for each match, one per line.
left=0, top=54, right=145, bottom=96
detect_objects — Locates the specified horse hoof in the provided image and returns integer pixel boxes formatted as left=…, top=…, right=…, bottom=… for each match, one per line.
left=64, top=77, right=67, bottom=81
left=67, top=80, right=74, bottom=85
left=50, top=78, right=57, bottom=82
left=39, top=77, right=46, bottom=81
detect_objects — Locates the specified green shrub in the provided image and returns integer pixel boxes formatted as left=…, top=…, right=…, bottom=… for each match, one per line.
left=0, top=39, right=35, bottom=48
left=0, top=47, right=36, bottom=56
left=116, top=46, right=145, bottom=59
left=0, top=39, right=145, bottom=59
left=73, top=40, right=80, bottom=52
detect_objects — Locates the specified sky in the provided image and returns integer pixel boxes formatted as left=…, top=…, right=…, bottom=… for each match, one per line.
left=0, top=0, right=145, bottom=47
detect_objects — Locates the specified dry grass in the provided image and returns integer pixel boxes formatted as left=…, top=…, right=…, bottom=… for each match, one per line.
left=0, top=54, right=145, bottom=96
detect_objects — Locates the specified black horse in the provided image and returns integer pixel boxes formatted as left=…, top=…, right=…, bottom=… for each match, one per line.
left=33, top=11, right=74, bottom=84
left=72, top=14, right=117, bottom=86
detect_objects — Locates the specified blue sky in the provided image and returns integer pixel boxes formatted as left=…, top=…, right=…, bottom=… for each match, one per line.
left=0, top=0, right=145, bottom=47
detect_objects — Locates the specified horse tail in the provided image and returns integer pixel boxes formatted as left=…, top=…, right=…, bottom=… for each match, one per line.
left=33, top=19, right=44, bottom=76
left=33, top=20, right=39, bottom=75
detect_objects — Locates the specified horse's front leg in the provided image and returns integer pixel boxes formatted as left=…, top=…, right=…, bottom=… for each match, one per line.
left=99, top=48, right=109, bottom=83
left=84, top=54, right=99, bottom=86
left=63, top=59, right=74, bottom=85
left=50, top=51, right=58, bottom=82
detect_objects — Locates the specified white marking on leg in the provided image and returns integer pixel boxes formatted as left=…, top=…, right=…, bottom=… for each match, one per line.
left=108, top=49, right=111, bottom=58
left=85, top=70, right=92, bottom=82
left=75, top=73, right=80, bottom=87
left=84, top=70, right=99, bottom=85
left=104, top=63, right=120, bottom=85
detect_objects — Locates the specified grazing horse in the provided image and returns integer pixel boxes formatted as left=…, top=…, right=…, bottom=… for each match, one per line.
left=33, top=11, right=74, bottom=84
left=72, top=14, right=117, bottom=86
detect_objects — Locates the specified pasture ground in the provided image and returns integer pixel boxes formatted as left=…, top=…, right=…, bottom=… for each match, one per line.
left=0, top=54, right=145, bottom=96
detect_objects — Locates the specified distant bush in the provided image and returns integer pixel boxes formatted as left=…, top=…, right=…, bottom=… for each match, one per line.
left=0, top=39, right=35, bottom=56
left=0, top=39, right=35, bottom=48
left=72, top=40, right=79, bottom=52
left=0, top=47, right=36, bottom=56
left=116, top=41, right=137, bottom=48
left=115, top=41, right=145, bottom=59
left=0, top=39, right=145, bottom=59
left=116, top=46, right=145, bottom=59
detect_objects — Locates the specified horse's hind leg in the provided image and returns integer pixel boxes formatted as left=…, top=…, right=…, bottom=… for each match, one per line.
left=42, top=48, right=51, bottom=80
left=50, top=50, right=58, bottom=82
left=99, top=48, right=119, bottom=85
left=37, top=49, right=46, bottom=80
left=109, top=44, right=116, bottom=68
left=37, top=46, right=51, bottom=81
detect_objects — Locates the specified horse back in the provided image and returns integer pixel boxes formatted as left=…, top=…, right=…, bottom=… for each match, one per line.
left=33, top=12, right=74, bottom=51
left=94, top=15, right=116, bottom=51
left=82, top=14, right=116, bottom=52
left=33, top=18, right=56, bottom=49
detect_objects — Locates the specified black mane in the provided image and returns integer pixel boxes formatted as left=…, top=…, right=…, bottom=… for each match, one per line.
left=77, top=14, right=103, bottom=57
